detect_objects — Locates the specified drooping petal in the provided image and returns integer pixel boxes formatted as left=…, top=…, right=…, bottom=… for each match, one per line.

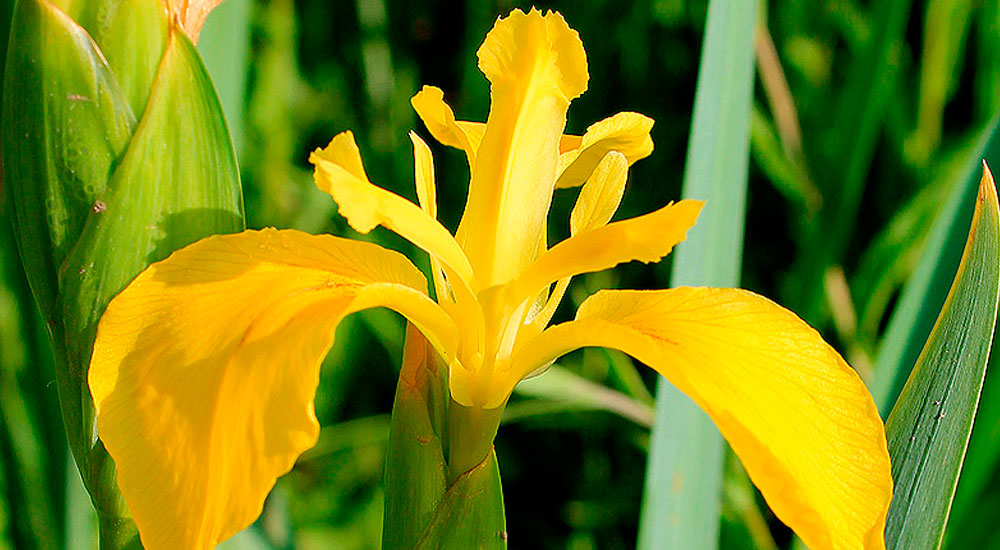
left=458, top=8, right=589, bottom=287
left=311, top=131, right=476, bottom=289
left=410, top=86, right=584, bottom=171
left=511, top=288, right=892, bottom=550
left=506, top=200, right=703, bottom=309
left=411, top=86, right=479, bottom=170
left=89, top=229, right=458, bottom=550
left=555, top=112, right=654, bottom=189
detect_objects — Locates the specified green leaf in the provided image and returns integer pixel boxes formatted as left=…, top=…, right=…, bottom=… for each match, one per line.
left=786, top=0, right=913, bottom=323
left=884, top=164, right=1000, bottom=549
left=510, top=364, right=654, bottom=427
left=873, top=118, right=1000, bottom=414
left=197, top=0, right=252, bottom=152
left=383, top=326, right=449, bottom=550
left=638, top=0, right=756, bottom=547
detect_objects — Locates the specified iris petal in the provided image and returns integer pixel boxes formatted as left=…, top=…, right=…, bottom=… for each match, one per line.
left=569, top=151, right=629, bottom=234
left=89, top=229, right=458, bottom=550
left=526, top=151, right=630, bottom=335
left=555, top=112, right=654, bottom=189
left=410, top=86, right=479, bottom=170
left=458, top=8, right=589, bottom=286
left=510, top=288, right=892, bottom=550
left=507, top=200, right=703, bottom=309
left=311, top=131, right=476, bottom=289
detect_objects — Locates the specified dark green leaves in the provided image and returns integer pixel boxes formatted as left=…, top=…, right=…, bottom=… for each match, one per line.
left=884, top=165, right=1000, bottom=549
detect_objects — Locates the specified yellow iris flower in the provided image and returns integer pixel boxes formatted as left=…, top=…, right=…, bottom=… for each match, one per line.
left=88, top=8, right=891, bottom=550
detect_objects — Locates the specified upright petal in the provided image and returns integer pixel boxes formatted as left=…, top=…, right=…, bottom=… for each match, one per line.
left=511, top=288, right=892, bottom=550
left=89, top=229, right=458, bottom=550
left=555, top=112, right=654, bottom=189
left=569, top=151, right=629, bottom=234
left=458, top=8, right=589, bottom=286
left=409, top=131, right=437, bottom=218
left=526, top=151, right=631, bottom=334
left=311, top=131, right=476, bottom=289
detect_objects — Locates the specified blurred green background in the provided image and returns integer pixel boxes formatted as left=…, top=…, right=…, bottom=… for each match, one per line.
left=4, top=0, right=1000, bottom=548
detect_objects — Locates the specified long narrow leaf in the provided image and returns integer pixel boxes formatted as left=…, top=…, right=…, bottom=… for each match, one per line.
left=873, top=117, right=1000, bottom=414
left=637, top=0, right=757, bottom=547
left=884, top=165, right=1000, bottom=549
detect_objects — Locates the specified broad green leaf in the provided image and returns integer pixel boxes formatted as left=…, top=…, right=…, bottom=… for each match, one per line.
left=198, top=0, right=252, bottom=152
left=884, top=165, right=1000, bottom=549
left=638, top=0, right=756, bottom=547
left=948, top=344, right=1000, bottom=543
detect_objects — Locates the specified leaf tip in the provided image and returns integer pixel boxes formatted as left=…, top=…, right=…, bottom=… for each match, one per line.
left=979, top=160, right=998, bottom=211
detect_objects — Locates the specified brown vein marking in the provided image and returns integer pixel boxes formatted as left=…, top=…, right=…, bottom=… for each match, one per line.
left=640, top=328, right=679, bottom=347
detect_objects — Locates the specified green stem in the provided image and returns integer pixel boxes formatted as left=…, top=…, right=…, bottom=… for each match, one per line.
left=51, top=327, right=140, bottom=550
left=446, top=400, right=504, bottom=485
left=97, top=508, right=141, bottom=550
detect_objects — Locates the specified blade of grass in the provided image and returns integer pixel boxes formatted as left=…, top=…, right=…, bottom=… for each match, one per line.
left=637, top=0, right=757, bottom=547
left=884, top=164, right=1000, bottom=549
left=905, top=0, right=974, bottom=166
left=511, top=365, right=654, bottom=428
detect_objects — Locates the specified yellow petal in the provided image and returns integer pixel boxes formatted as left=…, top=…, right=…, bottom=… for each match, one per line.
left=555, top=112, right=655, bottom=189
left=89, top=229, right=458, bottom=550
left=310, top=131, right=476, bottom=289
left=459, top=7, right=589, bottom=287
left=526, top=151, right=629, bottom=333
left=512, top=288, right=892, bottom=550
left=409, top=131, right=487, bottom=363
left=410, top=86, right=478, bottom=170
left=507, top=200, right=703, bottom=309
left=569, top=151, right=629, bottom=234
left=409, top=131, right=437, bottom=218
left=410, top=86, right=583, bottom=169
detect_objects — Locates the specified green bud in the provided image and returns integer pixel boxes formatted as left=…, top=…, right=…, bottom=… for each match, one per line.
left=2, top=0, right=244, bottom=546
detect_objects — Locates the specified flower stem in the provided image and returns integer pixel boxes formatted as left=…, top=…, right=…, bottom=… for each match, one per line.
left=447, top=399, right=504, bottom=485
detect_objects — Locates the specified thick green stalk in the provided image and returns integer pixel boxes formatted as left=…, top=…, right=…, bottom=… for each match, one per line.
left=383, top=326, right=506, bottom=549
left=446, top=400, right=504, bottom=485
